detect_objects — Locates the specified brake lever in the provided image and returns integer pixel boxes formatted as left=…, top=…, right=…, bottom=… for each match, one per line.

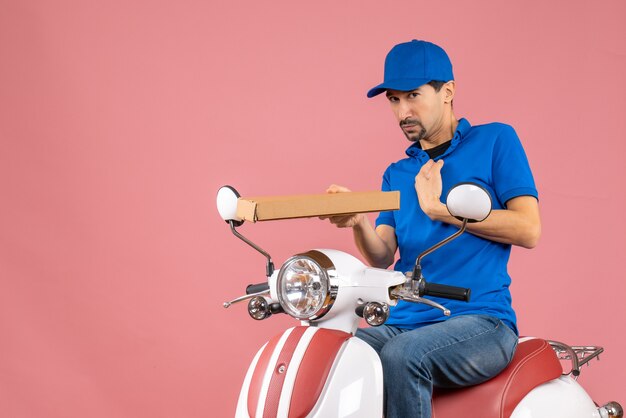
left=223, top=289, right=270, bottom=308
left=390, top=286, right=451, bottom=316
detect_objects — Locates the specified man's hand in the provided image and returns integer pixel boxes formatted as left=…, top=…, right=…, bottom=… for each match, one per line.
left=414, top=159, right=446, bottom=219
left=321, top=184, right=397, bottom=268
left=413, top=160, right=542, bottom=248
left=319, top=184, right=365, bottom=228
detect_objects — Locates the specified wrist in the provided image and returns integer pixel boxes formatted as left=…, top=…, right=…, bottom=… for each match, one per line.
left=352, top=213, right=368, bottom=229
left=424, top=201, right=448, bottom=221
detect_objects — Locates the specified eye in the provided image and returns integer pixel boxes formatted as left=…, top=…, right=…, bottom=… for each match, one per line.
left=409, top=92, right=420, bottom=98
left=387, top=96, right=399, bottom=103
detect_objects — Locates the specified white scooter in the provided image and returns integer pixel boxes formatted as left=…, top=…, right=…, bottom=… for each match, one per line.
left=216, top=184, right=623, bottom=418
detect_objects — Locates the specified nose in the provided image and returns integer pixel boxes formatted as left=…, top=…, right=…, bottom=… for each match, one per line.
left=397, top=100, right=413, bottom=121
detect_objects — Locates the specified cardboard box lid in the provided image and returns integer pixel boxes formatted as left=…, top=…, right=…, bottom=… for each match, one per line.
left=236, top=191, right=400, bottom=222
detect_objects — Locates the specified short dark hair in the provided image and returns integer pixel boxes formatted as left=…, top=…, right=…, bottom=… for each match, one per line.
left=427, top=80, right=446, bottom=92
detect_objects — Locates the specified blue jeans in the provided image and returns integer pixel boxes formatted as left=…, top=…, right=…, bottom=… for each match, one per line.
left=355, top=314, right=518, bottom=418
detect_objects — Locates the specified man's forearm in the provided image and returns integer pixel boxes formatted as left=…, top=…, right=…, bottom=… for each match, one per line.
left=352, top=216, right=396, bottom=268
left=426, top=197, right=541, bottom=249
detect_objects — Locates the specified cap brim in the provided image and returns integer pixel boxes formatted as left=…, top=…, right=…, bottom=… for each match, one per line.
left=366, top=78, right=432, bottom=98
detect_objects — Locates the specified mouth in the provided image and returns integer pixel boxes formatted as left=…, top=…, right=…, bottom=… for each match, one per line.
left=401, top=123, right=419, bottom=133
left=400, top=119, right=425, bottom=141
left=400, top=119, right=421, bottom=130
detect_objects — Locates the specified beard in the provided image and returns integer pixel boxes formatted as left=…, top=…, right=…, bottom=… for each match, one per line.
left=400, top=118, right=427, bottom=142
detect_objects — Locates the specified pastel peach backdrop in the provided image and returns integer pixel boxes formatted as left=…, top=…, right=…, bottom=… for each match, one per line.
left=1, top=0, right=624, bottom=417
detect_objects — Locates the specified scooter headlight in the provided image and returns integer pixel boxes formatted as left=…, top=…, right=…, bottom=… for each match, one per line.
left=276, top=251, right=337, bottom=320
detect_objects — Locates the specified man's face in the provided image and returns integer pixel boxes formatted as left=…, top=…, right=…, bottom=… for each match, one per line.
left=386, top=84, right=446, bottom=142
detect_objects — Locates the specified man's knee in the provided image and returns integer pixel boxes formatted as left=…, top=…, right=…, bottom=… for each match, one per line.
left=379, top=339, right=401, bottom=370
left=379, top=335, right=429, bottom=375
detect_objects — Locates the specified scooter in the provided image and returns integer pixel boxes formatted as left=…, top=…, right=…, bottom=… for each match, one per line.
left=216, top=183, right=623, bottom=418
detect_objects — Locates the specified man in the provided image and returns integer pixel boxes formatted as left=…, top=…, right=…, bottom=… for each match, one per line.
left=324, top=40, right=541, bottom=418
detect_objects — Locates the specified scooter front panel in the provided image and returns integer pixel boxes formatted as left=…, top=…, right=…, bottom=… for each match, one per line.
left=236, top=342, right=265, bottom=418
left=236, top=326, right=354, bottom=418
left=286, top=328, right=353, bottom=417
left=264, top=327, right=310, bottom=416
left=247, top=327, right=299, bottom=417
left=307, top=336, right=384, bottom=418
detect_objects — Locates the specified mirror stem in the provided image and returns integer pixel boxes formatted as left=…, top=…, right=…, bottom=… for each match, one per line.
left=412, top=218, right=468, bottom=280
left=229, top=220, right=275, bottom=277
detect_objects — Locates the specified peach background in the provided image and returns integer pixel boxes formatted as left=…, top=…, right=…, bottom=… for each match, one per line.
left=1, top=0, right=624, bottom=416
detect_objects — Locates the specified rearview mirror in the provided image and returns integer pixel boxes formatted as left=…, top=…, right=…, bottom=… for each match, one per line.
left=216, top=185, right=243, bottom=225
left=446, top=183, right=492, bottom=223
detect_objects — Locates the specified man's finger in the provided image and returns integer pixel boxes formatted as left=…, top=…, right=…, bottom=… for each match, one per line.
left=326, top=184, right=352, bottom=194
left=419, top=159, right=435, bottom=179
left=330, top=215, right=351, bottom=224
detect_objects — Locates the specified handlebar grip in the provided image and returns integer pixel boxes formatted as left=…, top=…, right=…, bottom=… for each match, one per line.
left=246, top=282, right=270, bottom=295
left=422, top=282, right=471, bottom=302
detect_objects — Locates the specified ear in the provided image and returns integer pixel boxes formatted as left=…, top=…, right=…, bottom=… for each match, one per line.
left=443, top=81, right=456, bottom=104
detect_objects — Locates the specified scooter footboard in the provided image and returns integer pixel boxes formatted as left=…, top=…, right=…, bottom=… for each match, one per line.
left=235, top=326, right=383, bottom=418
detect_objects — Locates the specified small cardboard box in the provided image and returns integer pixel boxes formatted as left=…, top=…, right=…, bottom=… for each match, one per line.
left=236, top=191, right=400, bottom=222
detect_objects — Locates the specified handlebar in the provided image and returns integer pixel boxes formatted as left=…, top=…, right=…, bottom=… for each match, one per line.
left=246, top=282, right=270, bottom=295
left=421, top=282, right=471, bottom=302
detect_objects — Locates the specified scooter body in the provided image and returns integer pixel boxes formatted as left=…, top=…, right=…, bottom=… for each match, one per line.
left=216, top=184, right=622, bottom=418
left=512, top=375, right=600, bottom=418
left=233, top=270, right=609, bottom=418
left=235, top=327, right=382, bottom=418
left=235, top=250, right=402, bottom=417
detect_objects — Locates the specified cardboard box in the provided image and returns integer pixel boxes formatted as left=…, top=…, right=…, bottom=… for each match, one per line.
left=236, top=191, right=400, bottom=222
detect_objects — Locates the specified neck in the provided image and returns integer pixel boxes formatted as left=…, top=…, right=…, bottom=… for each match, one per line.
left=419, top=112, right=458, bottom=150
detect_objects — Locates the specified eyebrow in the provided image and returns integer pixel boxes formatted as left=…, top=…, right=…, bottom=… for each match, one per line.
left=386, top=89, right=419, bottom=98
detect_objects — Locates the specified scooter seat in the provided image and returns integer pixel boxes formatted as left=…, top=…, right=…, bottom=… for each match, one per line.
left=432, top=337, right=563, bottom=418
